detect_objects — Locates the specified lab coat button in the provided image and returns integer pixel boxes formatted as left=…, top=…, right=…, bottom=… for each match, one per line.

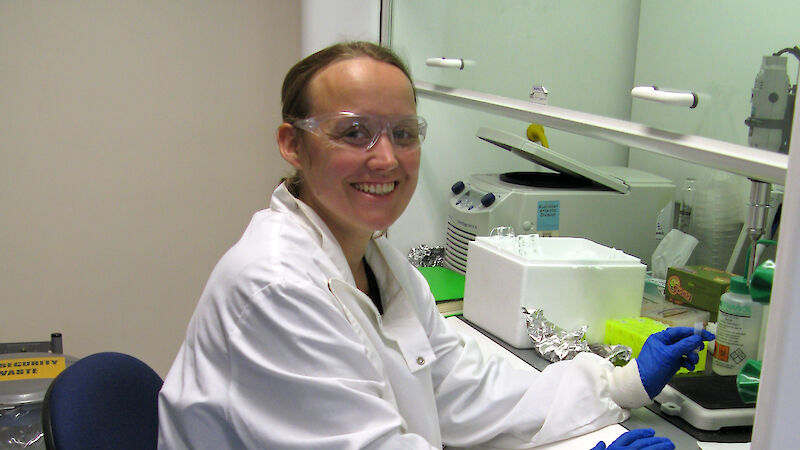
left=416, top=356, right=425, bottom=366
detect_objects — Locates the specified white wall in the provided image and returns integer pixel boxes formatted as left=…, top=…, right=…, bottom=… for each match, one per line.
left=301, top=0, right=381, bottom=56
left=0, top=0, right=300, bottom=375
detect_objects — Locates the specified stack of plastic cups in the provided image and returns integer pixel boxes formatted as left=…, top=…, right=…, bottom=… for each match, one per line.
left=689, top=172, right=743, bottom=270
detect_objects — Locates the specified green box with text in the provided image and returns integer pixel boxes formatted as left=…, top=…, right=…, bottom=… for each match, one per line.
left=665, top=265, right=737, bottom=322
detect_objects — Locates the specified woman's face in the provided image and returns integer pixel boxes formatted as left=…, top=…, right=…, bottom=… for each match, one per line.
left=285, top=57, right=420, bottom=243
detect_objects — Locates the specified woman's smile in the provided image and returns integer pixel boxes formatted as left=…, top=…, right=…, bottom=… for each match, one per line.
left=352, top=181, right=397, bottom=195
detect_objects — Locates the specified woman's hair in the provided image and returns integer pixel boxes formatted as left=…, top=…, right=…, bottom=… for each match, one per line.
left=280, top=41, right=415, bottom=194
left=281, top=41, right=415, bottom=124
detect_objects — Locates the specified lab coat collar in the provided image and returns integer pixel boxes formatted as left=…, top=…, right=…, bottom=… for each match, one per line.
left=270, top=183, right=355, bottom=287
left=272, top=183, right=436, bottom=373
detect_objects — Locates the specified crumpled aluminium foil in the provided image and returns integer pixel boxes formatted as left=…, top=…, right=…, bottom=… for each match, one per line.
left=522, top=308, right=632, bottom=365
left=588, top=342, right=632, bottom=366
left=407, top=245, right=444, bottom=267
left=522, top=308, right=590, bottom=362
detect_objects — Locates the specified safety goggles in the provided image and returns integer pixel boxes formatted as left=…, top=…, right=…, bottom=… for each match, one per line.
left=293, top=112, right=428, bottom=151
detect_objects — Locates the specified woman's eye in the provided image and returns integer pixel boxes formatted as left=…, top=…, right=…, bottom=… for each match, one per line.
left=392, top=126, right=419, bottom=144
left=333, top=122, right=373, bottom=145
left=393, top=128, right=412, bottom=139
left=343, top=125, right=368, bottom=139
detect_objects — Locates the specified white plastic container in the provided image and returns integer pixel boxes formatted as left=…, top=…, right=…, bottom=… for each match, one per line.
left=712, top=276, right=763, bottom=375
left=462, top=235, right=646, bottom=347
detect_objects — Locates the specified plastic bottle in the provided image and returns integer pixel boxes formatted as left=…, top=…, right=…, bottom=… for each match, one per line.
left=712, top=276, right=763, bottom=375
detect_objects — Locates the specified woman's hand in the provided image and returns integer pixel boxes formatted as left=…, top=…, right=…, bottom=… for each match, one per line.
left=591, top=428, right=674, bottom=450
left=637, top=327, right=715, bottom=398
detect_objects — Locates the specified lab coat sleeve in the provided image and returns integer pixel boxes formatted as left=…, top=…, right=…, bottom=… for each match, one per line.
left=423, top=301, right=649, bottom=448
left=161, top=279, right=440, bottom=450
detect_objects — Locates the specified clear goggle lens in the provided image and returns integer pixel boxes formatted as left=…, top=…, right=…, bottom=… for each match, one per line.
left=294, top=112, right=427, bottom=151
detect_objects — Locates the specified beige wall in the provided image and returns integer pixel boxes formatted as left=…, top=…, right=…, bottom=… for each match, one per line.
left=0, top=1, right=300, bottom=376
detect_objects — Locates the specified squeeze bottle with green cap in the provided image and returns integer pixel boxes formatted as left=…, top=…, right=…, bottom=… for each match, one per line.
left=712, top=276, right=763, bottom=376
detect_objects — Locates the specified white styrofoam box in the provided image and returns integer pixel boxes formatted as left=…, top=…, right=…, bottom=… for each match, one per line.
left=462, top=236, right=646, bottom=348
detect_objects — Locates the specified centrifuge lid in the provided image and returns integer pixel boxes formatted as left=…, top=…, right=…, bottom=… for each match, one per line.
left=476, top=127, right=630, bottom=194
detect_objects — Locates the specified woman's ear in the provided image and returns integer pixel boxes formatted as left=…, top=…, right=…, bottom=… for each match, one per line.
left=277, top=123, right=303, bottom=169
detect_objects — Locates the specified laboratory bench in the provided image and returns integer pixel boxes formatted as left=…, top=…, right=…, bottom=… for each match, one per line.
left=450, top=316, right=753, bottom=449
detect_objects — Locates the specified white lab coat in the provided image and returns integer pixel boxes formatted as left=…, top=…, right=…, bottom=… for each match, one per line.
left=158, top=183, right=650, bottom=449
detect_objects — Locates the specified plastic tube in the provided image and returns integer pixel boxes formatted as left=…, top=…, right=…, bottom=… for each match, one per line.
left=693, top=320, right=704, bottom=354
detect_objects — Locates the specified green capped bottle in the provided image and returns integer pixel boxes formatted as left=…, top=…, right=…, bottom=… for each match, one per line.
left=712, top=276, right=763, bottom=376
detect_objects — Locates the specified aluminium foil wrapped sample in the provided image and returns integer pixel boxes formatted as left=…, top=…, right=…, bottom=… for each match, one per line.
left=522, top=308, right=631, bottom=365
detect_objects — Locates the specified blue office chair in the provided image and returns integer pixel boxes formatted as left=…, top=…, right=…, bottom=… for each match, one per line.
left=41, top=352, right=163, bottom=450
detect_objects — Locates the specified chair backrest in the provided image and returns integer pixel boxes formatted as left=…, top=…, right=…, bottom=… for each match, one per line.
left=41, top=352, right=163, bottom=450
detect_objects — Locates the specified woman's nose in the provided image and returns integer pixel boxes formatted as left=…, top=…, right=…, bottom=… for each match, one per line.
left=366, top=132, right=399, bottom=170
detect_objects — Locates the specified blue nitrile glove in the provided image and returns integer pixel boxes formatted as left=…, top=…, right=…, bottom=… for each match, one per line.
left=591, top=428, right=675, bottom=450
left=637, top=327, right=715, bottom=398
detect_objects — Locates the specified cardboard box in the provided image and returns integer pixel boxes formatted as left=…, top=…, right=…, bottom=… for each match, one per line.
left=665, top=265, right=737, bottom=321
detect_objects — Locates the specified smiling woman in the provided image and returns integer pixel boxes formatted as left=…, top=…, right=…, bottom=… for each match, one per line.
left=277, top=54, right=422, bottom=274
left=157, top=41, right=701, bottom=449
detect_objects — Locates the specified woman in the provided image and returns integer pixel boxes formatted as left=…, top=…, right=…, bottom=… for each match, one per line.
left=158, top=41, right=708, bottom=449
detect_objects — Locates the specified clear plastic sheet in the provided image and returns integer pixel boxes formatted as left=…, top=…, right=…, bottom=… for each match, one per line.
left=0, top=404, right=45, bottom=449
left=522, top=308, right=632, bottom=365
left=407, top=245, right=444, bottom=267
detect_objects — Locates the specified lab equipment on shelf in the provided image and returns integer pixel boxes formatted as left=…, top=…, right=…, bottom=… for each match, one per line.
left=444, top=127, right=674, bottom=275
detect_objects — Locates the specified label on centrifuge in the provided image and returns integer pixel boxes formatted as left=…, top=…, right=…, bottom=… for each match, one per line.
left=536, top=200, right=560, bottom=231
left=0, top=356, right=66, bottom=381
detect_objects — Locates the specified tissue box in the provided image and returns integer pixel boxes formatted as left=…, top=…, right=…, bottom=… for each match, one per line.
left=462, top=236, right=646, bottom=347
left=665, top=265, right=736, bottom=321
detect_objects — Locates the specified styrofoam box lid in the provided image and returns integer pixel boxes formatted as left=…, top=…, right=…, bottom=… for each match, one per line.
left=474, top=236, right=642, bottom=266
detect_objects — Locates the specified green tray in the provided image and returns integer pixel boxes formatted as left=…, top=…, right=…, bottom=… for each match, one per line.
left=417, top=266, right=466, bottom=302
